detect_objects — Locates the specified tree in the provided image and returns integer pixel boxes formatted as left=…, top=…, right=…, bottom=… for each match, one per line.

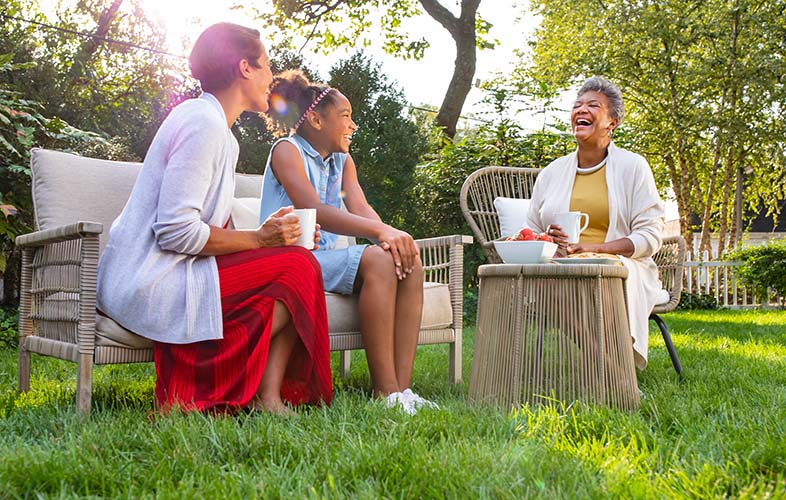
left=1, top=0, right=186, bottom=160
left=258, top=0, right=493, bottom=138
left=525, top=0, right=786, bottom=256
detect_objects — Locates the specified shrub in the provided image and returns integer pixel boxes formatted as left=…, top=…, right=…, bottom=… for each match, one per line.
left=0, top=306, right=18, bottom=348
left=725, top=239, right=786, bottom=304
left=677, top=291, right=719, bottom=310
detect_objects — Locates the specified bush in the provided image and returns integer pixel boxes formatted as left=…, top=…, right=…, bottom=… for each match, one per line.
left=725, top=239, right=786, bottom=303
left=0, top=306, right=18, bottom=348
left=677, top=291, right=719, bottom=310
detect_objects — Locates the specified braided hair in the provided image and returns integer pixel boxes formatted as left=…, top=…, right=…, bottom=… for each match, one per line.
left=266, top=69, right=338, bottom=137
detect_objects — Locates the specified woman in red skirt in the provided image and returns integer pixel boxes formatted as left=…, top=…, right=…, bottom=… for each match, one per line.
left=96, top=23, right=332, bottom=415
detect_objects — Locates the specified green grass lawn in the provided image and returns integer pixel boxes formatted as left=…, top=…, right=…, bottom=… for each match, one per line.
left=1, top=310, right=785, bottom=498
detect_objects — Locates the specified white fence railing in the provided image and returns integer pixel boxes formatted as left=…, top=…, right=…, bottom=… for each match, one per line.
left=683, top=259, right=781, bottom=308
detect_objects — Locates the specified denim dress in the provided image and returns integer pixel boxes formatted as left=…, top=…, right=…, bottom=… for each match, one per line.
left=259, top=134, right=367, bottom=294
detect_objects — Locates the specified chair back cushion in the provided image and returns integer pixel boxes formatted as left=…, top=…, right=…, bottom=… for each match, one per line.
left=30, top=148, right=263, bottom=253
left=493, top=197, right=531, bottom=239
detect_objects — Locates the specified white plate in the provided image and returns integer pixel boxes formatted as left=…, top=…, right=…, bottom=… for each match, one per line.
left=552, top=257, right=620, bottom=265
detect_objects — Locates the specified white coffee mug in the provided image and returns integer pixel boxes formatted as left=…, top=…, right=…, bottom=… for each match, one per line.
left=553, top=211, right=590, bottom=244
left=289, top=208, right=317, bottom=249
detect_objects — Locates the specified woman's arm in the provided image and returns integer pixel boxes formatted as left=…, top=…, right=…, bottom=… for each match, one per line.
left=199, top=206, right=302, bottom=256
left=566, top=237, right=634, bottom=257
left=340, top=155, right=419, bottom=275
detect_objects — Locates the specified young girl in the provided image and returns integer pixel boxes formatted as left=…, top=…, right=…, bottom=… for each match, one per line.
left=260, top=70, right=435, bottom=414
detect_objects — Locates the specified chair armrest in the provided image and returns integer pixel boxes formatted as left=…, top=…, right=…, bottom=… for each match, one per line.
left=416, top=235, right=473, bottom=330
left=16, top=222, right=103, bottom=248
left=17, top=222, right=102, bottom=354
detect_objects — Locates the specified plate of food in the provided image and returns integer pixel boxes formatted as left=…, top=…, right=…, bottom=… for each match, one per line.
left=552, top=252, right=623, bottom=266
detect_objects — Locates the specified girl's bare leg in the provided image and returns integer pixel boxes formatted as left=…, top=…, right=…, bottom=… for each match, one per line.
left=392, top=259, right=424, bottom=389
left=356, top=246, right=400, bottom=398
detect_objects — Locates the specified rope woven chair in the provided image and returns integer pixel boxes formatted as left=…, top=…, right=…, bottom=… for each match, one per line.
left=460, top=166, right=686, bottom=376
left=650, top=235, right=686, bottom=378
left=459, top=166, right=541, bottom=264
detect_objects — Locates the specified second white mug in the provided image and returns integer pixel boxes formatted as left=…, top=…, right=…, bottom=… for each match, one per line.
left=553, top=211, right=589, bottom=244
left=289, top=208, right=317, bottom=249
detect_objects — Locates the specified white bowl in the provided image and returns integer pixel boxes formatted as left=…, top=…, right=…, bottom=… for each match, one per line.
left=493, top=240, right=558, bottom=264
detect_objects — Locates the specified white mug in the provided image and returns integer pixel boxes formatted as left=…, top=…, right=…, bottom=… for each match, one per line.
left=289, top=208, right=317, bottom=249
left=553, top=211, right=589, bottom=244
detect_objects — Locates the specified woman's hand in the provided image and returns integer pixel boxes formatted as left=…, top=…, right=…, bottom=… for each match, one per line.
left=546, top=224, right=570, bottom=256
left=257, top=206, right=301, bottom=248
left=566, top=242, right=602, bottom=255
left=377, top=226, right=419, bottom=280
left=312, top=224, right=322, bottom=250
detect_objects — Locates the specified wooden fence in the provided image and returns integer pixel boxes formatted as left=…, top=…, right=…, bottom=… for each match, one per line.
left=683, top=259, right=782, bottom=308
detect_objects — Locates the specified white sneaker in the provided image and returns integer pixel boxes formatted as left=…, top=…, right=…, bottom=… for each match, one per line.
left=402, top=388, right=439, bottom=410
left=383, top=391, right=417, bottom=415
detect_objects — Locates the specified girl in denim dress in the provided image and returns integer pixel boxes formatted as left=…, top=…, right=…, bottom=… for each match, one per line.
left=260, top=70, right=436, bottom=414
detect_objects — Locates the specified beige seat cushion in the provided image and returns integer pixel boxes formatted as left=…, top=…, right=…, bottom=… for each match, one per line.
left=326, top=281, right=452, bottom=333
left=95, top=281, right=453, bottom=347
left=95, top=314, right=154, bottom=349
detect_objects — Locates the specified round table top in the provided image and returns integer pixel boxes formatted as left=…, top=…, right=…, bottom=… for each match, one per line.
left=478, top=262, right=629, bottom=279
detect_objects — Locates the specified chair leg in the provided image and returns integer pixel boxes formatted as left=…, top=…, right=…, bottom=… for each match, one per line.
left=18, top=341, right=31, bottom=393
left=76, top=353, right=93, bottom=416
left=449, top=332, right=462, bottom=384
left=339, top=350, right=351, bottom=380
left=650, top=314, right=683, bottom=379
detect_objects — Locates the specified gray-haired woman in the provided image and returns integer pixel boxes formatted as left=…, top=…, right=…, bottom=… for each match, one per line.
left=526, top=76, right=666, bottom=370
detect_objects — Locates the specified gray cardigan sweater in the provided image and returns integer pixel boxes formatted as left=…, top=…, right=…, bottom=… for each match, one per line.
left=97, top=93, right=239, bottom=343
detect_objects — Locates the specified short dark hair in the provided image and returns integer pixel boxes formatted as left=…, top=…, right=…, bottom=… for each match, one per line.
left=189, top=23, right=263, bottom=93
left=265, top=69, right=338, bottom=136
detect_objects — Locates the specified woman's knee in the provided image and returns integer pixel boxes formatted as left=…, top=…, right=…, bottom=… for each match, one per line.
left=358, top=246, right=397, bottom=285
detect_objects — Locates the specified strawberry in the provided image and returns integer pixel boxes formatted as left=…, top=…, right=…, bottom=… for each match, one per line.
left=517, top=227, right=535, bottom=240
left=537, top=233, right=554, bottom=242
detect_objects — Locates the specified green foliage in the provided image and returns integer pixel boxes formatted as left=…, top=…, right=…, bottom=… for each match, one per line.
left=0, top=307, right=18, bottom=348
left=526, top=0, right=786, bottom=245
left=328, top=52, right=427, bottom=229
left=0, top=53, right=103, bottom=289
left=725, top=239, right=786, bottom=303
left=677, top=291, right=719, bottom=311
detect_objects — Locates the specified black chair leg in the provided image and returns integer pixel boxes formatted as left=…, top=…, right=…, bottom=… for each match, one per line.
left=650, top=313, right=684, bottom=379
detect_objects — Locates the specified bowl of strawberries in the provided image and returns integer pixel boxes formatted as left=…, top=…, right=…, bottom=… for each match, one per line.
left=493, top=227, right=558, bottom=264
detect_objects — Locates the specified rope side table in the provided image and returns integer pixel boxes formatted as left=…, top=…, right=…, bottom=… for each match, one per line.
left=469, top=263, right=639, bottom=411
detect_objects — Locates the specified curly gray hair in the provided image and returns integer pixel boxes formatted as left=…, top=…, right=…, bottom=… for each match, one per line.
left=577, top=76, right=625, bottom=124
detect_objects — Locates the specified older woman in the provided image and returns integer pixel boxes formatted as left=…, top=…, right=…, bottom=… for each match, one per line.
left=96, top=23, right=332, bottom=414
left=526, top=76, right=665, bottom=370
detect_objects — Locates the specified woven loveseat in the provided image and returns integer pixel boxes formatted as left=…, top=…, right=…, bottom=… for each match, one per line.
left=16, top=148, right=471, bottom=414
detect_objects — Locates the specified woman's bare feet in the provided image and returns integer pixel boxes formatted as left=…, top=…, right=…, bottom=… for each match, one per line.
left=251, top=395, right=298, bottom=417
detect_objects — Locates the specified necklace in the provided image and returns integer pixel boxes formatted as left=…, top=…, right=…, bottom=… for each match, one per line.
left=577, top=156, right=607, bottom=174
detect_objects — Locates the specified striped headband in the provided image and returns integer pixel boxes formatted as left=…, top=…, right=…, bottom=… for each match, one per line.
left=294, top=87, right=332, bottom=130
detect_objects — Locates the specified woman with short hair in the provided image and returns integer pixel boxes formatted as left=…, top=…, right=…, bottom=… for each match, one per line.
left=527, top=76, right=666, bottom=370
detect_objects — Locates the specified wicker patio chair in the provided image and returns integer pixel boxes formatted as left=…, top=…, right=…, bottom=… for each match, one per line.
left=650, top=235, right=686, bottom=378
left=460, top=166, right=685, bottom=376
left=459, top=166, right=541, bottom=263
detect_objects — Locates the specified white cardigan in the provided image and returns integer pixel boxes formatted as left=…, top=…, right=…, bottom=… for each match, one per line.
left=526, top=143, right=666, bottom=369
left=97, top=93, right=238, bottom=344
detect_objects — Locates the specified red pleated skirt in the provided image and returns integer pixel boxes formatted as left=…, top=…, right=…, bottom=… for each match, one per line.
left=153, top=246, right=333, bottom=412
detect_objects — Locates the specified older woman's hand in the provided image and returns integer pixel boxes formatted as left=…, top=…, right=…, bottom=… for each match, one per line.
left=546, top=224, right=570, bottom=256
left=257, top=206, right=302, bottom=247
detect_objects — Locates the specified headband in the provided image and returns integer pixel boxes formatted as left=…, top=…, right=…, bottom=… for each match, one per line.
left=294, top=87, right=332, bottom=130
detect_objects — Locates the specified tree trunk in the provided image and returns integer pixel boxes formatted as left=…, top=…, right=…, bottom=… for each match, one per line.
left=419, top=0, right=480, bottom=138
left=716, top=146, right=736, bottom=256
left=698, top=136, right=725, bottom=257
left=68, top=0, right=124, bottom=82
left=729, top=162, right=744, bottom=248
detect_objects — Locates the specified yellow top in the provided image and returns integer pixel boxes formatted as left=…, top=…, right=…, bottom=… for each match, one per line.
left=570, top=164, right=609, bottom=244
